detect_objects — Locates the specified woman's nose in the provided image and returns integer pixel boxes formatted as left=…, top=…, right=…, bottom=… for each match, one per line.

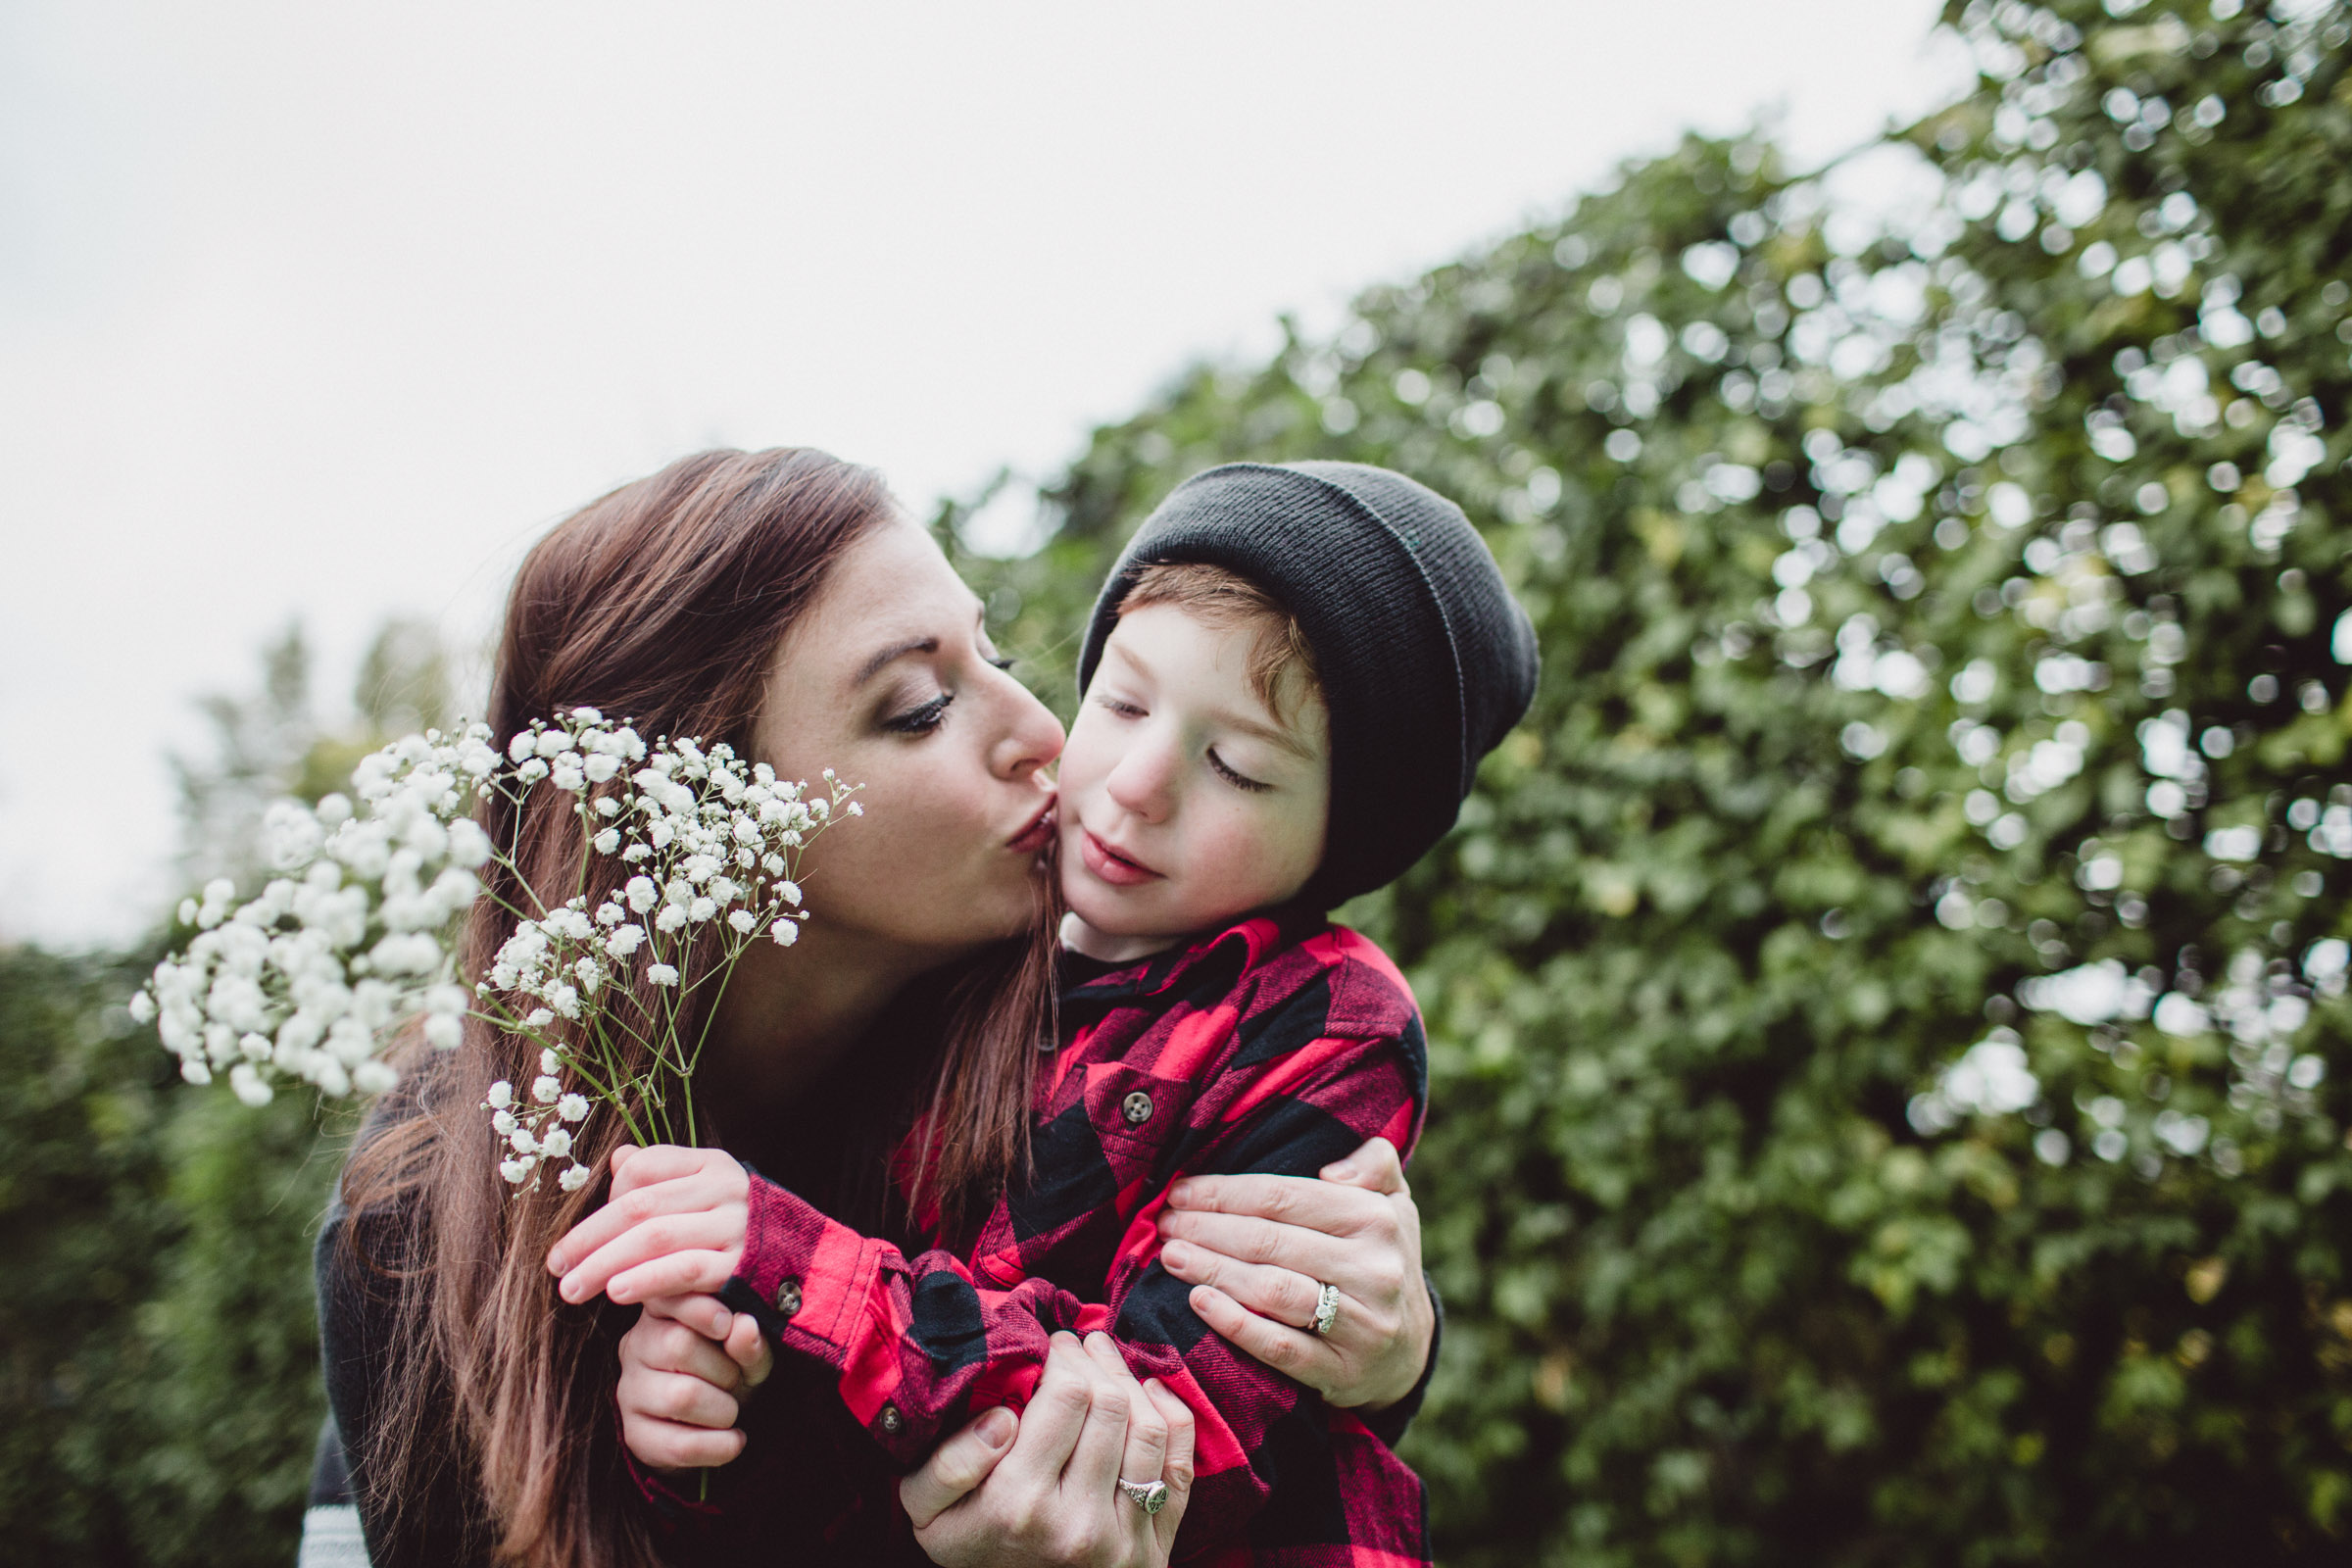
left=991, top=676, right=1065, bottom=782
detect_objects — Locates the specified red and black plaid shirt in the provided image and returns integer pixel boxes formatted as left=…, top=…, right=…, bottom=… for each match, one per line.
left=724, top=910, right=1432, bottom=1566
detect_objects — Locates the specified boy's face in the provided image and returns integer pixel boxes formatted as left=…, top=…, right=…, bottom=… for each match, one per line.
left=1058, top=603, right=1330, bottom=949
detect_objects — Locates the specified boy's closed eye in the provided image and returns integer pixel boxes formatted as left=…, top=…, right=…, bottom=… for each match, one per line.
left=1206, top=749, right=1271, bottom=792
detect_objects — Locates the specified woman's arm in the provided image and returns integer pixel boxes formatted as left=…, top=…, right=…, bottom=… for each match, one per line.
left=554, top=1029, right=1427, bottom=1557
left=315, top=1198, right=488, bottom=1568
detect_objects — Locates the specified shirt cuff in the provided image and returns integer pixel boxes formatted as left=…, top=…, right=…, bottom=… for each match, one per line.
left=726, top=1169, right=874, bottom=1367
left=724, top=1169, right=927, bottom=1461
left=1358, top=1269, right=1443, bottom=1449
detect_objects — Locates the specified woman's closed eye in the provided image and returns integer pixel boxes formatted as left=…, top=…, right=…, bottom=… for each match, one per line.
left=884, top=691, right=955, bottom=735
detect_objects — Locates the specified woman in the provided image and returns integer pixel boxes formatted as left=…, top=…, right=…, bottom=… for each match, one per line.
left=313, top=448, right=1437, bottom=1568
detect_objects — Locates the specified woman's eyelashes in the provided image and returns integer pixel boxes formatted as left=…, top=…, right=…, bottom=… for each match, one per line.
left=883, top=690, right=954, bottom=735
left=885, top=651, right=1013, bottom=735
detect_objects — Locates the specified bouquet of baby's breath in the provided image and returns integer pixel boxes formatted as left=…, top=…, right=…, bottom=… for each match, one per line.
left=131, top=706, right=858, bottom=1194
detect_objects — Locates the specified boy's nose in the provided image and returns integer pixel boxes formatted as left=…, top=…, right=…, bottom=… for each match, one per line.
left=1103, top=739, right=1175, bottom=822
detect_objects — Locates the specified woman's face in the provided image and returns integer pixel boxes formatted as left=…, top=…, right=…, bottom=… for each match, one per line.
left=750, top=516, right=1064, bottom=967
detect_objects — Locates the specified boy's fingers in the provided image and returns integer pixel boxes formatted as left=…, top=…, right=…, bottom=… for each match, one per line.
left=559, top=1210, right=741, bottom=1301
left=605, top=1143, right=707, bottom=1198
left=1320, top=1136, right=1407, bottom=1196
left=899, top=1405, right=1017, bottom=1530
left=603, top=1249, right=738, bottom=1306
left=547, top=1174, right=728, bottom=1275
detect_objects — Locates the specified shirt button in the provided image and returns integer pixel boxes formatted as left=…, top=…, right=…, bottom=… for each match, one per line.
left=1121, top=1091, right=1153, bottom=1125
left=878, top=1403, right=904, bottom=1435
left=773, top=1277, right=803, bottom=1318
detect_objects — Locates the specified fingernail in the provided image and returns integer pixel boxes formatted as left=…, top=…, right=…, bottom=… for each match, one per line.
left=712, top=1310, right=733, bottom=1339
left=546, top=1250, right=566, bottom=1274
left=1321, top=1159, right=1356, bottom=1180
left=1190, top=1285, right=1214, bottom=1310
left=1167, top=1180, right=1196, bottom=1205
left=976, top=1406, right=1016, bottom=1446
left=1161, top=1241, right=1194, bottom=1273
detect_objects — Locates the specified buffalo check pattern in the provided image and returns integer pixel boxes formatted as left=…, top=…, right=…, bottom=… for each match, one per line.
left=724, top=911, right=1432, bottom=1565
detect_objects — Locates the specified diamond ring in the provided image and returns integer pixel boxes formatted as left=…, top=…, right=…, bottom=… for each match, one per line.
left=1310, top=1281, right=1341, bottom=1336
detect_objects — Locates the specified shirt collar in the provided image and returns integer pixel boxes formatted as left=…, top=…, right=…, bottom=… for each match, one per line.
left=1056, top=903, right=1326, bottom=1007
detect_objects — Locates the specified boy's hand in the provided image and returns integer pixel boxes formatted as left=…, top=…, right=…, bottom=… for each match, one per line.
left=615, top=1297, right=773, bottom=1472
left=547, top=1143, right=749, bottom=1305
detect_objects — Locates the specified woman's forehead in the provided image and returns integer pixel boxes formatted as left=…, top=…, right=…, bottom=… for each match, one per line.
left=788, top=520, right=978, bottom=681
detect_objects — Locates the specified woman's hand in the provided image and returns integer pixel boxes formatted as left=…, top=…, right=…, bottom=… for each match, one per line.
left=902, top=1331, right=1196, bottom=1568
left=614, top=1299, right=773, bottom=1471
left=547, top=1144, right=748, bottom=1305
left=1153, top=1136, right=1433, bottom=1410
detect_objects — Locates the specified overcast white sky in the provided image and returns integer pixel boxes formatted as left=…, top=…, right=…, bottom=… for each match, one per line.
left=0, top=0, right=1965, bottom=948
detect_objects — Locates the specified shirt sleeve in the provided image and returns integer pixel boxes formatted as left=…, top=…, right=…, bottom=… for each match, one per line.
left=724, top=1022, right=1425, bottom=1557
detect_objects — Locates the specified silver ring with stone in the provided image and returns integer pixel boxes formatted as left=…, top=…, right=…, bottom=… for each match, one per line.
left=1310, top=1281, right=1341, bottom=1337
left=1118, top=1477, right=1170, bottom=1514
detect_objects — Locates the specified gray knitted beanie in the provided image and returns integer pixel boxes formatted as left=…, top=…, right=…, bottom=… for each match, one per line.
left=1076, top=461, right=1539, bottom=909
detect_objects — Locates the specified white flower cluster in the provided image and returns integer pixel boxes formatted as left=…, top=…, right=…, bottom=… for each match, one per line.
left=486, top=1049, right=596, bottom=1192
left=466, top=710, right=858, bottom=1187
left=134, top=705, right=859, bottom=1199
left=130, top=728, right=494, bottom=1104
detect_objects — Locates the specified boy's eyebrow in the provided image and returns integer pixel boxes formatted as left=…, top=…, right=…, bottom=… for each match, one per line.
left=1106, top=640, right=1319, bottom=761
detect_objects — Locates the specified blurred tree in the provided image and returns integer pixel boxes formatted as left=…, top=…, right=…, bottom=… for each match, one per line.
left=0, top=617, right=449, bottom=1566
left=949, top=1, right=2352, bottom=1559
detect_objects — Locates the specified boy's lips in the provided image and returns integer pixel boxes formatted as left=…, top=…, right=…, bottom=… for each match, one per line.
left=1079, top=828, right=1161, bottom=887
left=1006, top=803, right=1056, bottom=855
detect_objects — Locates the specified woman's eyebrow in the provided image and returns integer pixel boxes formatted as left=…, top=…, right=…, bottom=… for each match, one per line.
left=854, top=635, right=939, bottom=687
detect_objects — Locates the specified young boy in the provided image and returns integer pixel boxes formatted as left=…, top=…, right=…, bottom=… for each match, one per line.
left=591, top=462, right=1537, bottom=1560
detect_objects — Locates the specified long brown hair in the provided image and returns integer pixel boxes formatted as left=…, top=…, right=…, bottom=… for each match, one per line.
left=339, top=448, right=1053, bottom=1566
